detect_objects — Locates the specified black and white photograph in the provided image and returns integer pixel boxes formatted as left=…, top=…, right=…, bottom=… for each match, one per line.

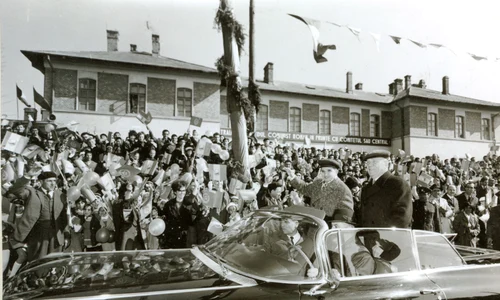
left=1, top=0, right=500, bottom=298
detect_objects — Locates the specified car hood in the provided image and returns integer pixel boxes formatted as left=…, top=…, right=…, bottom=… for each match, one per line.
left=3, top=248, right=256, bottom=300
left=455, top=245, right=500, bottom=264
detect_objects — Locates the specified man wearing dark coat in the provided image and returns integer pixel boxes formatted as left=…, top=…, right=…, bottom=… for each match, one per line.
left=359, top=150, right=412, bottom=228
left=487, top=205, right=500, bottom=250
left=456, top=182, right=479, bottom=211
left=12, top=171, right=69, bottom=262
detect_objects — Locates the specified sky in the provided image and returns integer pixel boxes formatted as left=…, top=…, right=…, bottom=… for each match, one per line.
left=1, top=0, right=499, bottom=119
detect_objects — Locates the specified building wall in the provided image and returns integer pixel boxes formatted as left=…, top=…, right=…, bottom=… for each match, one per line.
left=409, top=136, right=491, bottom=159
left=44, top=58, right=220, bottom=133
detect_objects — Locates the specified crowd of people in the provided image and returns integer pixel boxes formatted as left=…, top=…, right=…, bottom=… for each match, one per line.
left=2, top=119, right=500, bottom=278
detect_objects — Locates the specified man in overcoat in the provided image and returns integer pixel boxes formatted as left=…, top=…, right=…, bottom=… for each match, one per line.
left=359, top=150, right=412, bottom=228
left=12, top=171, right=69, bottom=262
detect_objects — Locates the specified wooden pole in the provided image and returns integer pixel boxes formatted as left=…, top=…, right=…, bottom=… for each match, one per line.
left=249, top=0, right=255, bottom=84
left=220, top=0, right=249, bottom=170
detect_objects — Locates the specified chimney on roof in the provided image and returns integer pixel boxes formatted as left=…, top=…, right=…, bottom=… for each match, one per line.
left=394, top=79, right=403, bottom=94
left=152, top=34, right=160, bottom=56
left=389, top=82, right=395, bottom=95
left=419, top=79, right=427, bottom=89
left=264, top=62, right=274, bottom=84
left=107, top=30, right=119, bottom=52
left=130, top=44, right=137, bottom=52
left=346, top=72, right=353, bottom=93
left=355, top=83, right=363, bottom=90
left=404, top=75, right=411, bottom=89
left=442, top=76, right=450, bottom=95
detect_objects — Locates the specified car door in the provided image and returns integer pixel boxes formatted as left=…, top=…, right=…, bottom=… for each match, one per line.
left=304, top=228, right=445, bottom=300
left=414, top=230, right=500, bottom=299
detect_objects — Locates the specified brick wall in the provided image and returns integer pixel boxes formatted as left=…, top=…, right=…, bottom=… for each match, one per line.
left=332, top=106, right=349, bottom=136
left=392, top=109, right=401, bottom=138
left=194, top=82, right=220, bottom=119
left=403, top=106, right=411, bottom=136
left=54, top=69, right=77, bottom=98
left=302, top=103, right=319, bottom=134
left=465, top=111, right=481, bottom=140
left=269, top=100, right=289, bottom=131
left=147, top=77, right=175, bottom=117
left=438, top=108, right=455, bottom=138
left=381, top=111, right=392, bottom=138
left=409, top=105, right=427, bottom=136
left=362, top=109, right=370, bottom=137
left=53, top=69, right=77, bottom=110
left=97, top=73, right=128, bottom=113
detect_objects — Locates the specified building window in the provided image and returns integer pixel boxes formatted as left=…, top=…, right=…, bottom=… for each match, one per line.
left=427, top=113, right=437, bottom=137
left=482, top=118, right=490, bottom=140
left=78, top=78, right=96, bottom=111
left=177, top=88, right=192, bottom=117
left=319, top=110, right=331, bottom=134
left=256, top=105, right=268, bottom=131
left=129, top=83, right=146, bottom=114
left=370, top=114, right=380, bottom=137
left=350, top=113, right=360, bottom=136
left=289, top=107, right=301, bottom=132
left=455, top=116, right=464, bottom=138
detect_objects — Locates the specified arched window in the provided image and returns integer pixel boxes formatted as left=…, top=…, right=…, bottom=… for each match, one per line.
left=257, top=105, right=268, bottom=131
left=455, top=116, right=464, bottom=138
left=78, top=78, right=96, bottom=111
left=177, top=88, right=192, bottom=117
left=370, top=114, right=380, bottom=137
left=319, top=110, right=331, bottom=134
left=130, top=83, right=146, bottom=113
left=289, top=107, right=301, bottom=132
left=350, top=113, right=360, bottom=136
left=427, top=113, right=437, bottom=136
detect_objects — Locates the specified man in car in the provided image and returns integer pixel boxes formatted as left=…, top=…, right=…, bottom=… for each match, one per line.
left=264, top=216, right=318, bottom=278
left=351, top=230, right=401, bottom=276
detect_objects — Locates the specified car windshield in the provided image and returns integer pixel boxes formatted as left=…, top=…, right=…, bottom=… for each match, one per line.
left=201, top=210, right=325, bottom=281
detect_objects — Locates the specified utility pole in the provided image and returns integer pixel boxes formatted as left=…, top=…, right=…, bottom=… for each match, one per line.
left=219, top=0, right=249, bottom=169
left=249, top=0, right=255, bottom=84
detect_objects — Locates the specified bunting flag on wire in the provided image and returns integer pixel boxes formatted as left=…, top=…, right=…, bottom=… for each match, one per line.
left=288, top=13, right=497, bottom=63
left=288, top=14, right=336, bottom=63
left=16, top=85, right=31, bottom=107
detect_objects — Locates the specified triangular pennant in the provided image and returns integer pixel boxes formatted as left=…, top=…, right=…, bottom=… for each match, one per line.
left=468, top=53, right=487, bottom=61
left=369, top=32, right=381, bottom=52
left=389, top=35, right=402, bottom=44
left=289, top=14, right=336, bottom=63
left=428, top=43, right=444, bottom=48
left=346, top=26, right=362, bottom=41
left=409, top=39, right=427, bottom=48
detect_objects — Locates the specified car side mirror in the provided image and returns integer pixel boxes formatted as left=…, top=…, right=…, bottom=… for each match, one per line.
left=303, top=268, right=341, bottom=297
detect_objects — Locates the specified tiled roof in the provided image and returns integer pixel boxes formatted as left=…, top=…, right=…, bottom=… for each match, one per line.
left=243, top=79, right=394, bottom=104
left=21, top=50, right=218, bottom=74
left=407, top=86, right=500, bottom=107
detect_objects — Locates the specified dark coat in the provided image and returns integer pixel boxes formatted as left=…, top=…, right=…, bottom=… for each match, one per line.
left=412, top=200, right=441, bottom=233
left=13, top=187, right=67, bottom=245
left=487, top=206, right=500, bottom=250
left=453, top=211, right=479, bottom=247
left=456, top=192, right=479, bottom=211
left=163, top=199, right=193, bottom=249
left=360, top=171, right=412, bottom=228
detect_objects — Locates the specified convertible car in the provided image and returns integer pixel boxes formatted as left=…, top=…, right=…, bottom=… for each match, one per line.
left=4, top=209, right=500, bottom=299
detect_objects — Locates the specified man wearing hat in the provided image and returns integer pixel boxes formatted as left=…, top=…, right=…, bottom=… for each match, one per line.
left=284, top=159, right=354, bottom=225
left=412, top=186, right=441, bottom=232
left=12, top=171, right=69, bottom=262
left=360, top=150, right=412, bottom=228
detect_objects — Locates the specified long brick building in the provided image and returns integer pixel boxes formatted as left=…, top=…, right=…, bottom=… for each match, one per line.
left=22, top=30, right=500, bottom=158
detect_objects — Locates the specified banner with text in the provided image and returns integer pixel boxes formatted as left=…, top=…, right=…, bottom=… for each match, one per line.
left=220, top=129, right=390, bottom=146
